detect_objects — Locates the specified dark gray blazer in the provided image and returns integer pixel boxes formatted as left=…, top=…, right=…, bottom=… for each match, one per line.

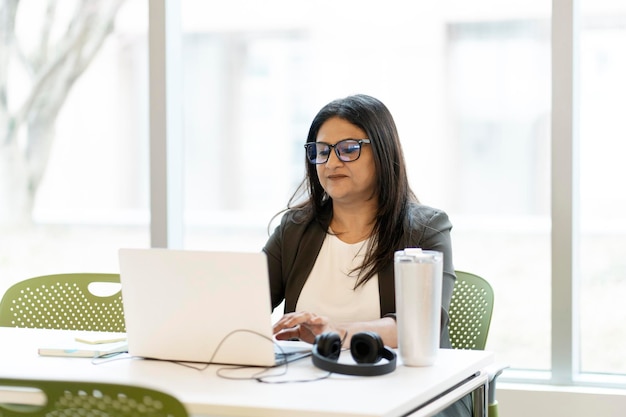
left=263, top=202, right=457, bottom=349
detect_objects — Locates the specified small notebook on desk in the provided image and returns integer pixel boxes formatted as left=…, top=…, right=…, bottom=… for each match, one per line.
left=118, top=248, right=311, bottom=367
left=38, top=332, right=128, bottom=358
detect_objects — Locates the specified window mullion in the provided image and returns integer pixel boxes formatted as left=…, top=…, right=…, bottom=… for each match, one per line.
left=551, top=0, right=581, bottom=385
left=149, top=0, right=184, bottom=249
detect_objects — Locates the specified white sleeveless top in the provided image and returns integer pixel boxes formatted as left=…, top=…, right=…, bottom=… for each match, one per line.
left=296, top=233, right=381, bottom=322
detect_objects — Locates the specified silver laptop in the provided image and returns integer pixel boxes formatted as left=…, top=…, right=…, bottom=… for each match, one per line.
left=118, top=248, right=310, bottom=367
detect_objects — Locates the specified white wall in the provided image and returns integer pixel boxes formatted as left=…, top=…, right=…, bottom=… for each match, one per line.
left=498, top=384, right=626, bottom=417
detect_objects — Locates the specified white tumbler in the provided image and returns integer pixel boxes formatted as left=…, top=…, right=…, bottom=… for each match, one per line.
left=394, top=248, right=443, bottom=366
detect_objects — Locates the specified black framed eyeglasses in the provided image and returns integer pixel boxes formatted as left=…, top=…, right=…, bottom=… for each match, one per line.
left=304, top=139, right=371, bottom=164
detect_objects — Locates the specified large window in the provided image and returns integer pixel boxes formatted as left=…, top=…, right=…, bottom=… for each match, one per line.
left=2, top=0, right=626, bottom=388
left=178, top=0, right=626, bottom=382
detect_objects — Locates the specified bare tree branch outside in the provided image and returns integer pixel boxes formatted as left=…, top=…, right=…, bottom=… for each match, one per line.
left=0, top=0, right=125, bottom=226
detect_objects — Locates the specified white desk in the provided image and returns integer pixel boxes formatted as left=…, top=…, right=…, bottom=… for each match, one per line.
left=0, top=328, right=494, bottom=417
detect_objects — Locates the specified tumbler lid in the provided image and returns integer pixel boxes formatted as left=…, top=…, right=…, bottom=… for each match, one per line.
left=394, top=248, right=442, bottom=263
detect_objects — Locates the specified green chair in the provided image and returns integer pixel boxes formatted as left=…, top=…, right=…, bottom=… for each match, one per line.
left=0, top=378, right=188, bottom=417
left=0, top=273, right=125, bottom=332
left=449, top=270, right=494, bottom=351
left=450, top=270, right=505, bottom=417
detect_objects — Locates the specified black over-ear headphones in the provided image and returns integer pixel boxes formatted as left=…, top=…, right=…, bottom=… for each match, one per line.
left=311, top=331, right=396, bottom=376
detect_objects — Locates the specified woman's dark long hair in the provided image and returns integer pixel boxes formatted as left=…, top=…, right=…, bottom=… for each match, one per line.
left=286, top=94, right=418, bottom=287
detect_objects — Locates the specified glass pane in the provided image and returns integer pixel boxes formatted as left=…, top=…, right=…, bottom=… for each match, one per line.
left=579, top=0, right=626, bottom=375
left=446, top=17, right=552, bottom=371
left=181, top=0, right=551, bottom=371
left=0, top=1, right=149, bottom=295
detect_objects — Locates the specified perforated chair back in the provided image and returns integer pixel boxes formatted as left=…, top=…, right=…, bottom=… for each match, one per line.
left=0, top=273, right=125, bottom=332
left=0, top=378, right=188, bottom=417
left=449, top=270, right=494, bottom=350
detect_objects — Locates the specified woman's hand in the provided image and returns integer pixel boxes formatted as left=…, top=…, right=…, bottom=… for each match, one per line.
left=273, top=313, right=398, bottom=347
left=272, top=311, right=339, bottom=344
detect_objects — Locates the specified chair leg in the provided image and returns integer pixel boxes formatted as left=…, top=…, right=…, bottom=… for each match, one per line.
left=471, top=383, right=487, bottom=417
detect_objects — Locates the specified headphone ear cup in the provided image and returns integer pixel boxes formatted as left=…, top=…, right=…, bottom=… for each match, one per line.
left=350, top=331, right=384, bottom=364
left=314, top=332, right=342, bottom=361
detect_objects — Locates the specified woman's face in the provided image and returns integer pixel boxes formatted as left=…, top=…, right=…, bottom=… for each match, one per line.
left=315, top=117, right=377, bottom=206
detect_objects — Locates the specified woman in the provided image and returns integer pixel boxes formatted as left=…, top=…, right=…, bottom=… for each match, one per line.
left=263, top=94, right=470, bottom=416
